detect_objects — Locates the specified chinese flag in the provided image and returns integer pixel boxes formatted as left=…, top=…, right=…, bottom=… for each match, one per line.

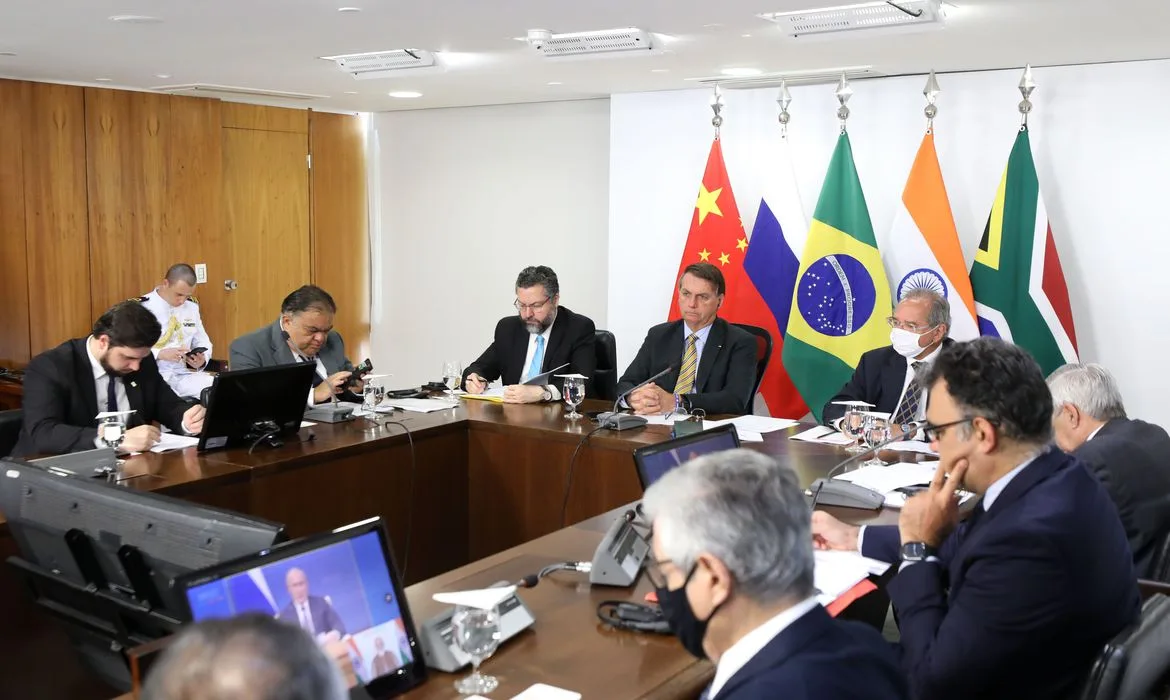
left=668, top=138, right=807, bottom=417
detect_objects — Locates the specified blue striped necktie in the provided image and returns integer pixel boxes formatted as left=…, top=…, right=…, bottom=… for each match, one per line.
left=527, top=335, right=545, bottom=381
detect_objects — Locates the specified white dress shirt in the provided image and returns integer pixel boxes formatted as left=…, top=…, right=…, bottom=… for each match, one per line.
left=1086, top=423, right=1106, bottom=442
left=297, top=601, right=315, bottom=634
left=889, top=343, right=943, bottom=424
left=682, top=322, right=714, bottom=381
left=708, top=597, right=821, bottom=699
left=281, top=320, right=331, bottom=406
left=87, top=336, right=129, bottom=415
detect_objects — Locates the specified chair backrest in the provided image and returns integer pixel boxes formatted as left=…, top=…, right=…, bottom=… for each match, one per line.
left=1145, top=531, right=1170, bottom=584
left=0, top=408, right=21, bottom=458
left=592, top=330, right=618, bottom=401
left=730, top=324, right=772, bottom=400
left=1079, top=594, right=1170, bottom=700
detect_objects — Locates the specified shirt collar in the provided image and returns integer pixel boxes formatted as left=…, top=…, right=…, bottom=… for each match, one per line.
left=907, top=341, right=943, bottom=368
left=982, top=452, right=1041, bottom=510
left=85, top=336, right=106, bottom=381
left=683, top=322, right=714, bottom=344
left=708, top=597, right=821, bottom=699
left=1086, top=423, right=1107, bottom=442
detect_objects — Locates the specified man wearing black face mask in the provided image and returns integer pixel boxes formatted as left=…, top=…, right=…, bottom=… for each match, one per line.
left=641, top=449, right=907, bottom=700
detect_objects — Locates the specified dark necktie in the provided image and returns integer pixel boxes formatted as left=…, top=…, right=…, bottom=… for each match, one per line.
left=106, top=374, right=118, bottom=414
left=893, top=361, right=923, bottom=425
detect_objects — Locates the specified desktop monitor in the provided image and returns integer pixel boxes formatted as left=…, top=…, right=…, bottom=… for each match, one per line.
left=197, top=362, right=317, bottom=451
left=0, top=458, right=286, bottom=614
left=176, top=517, right=427, bottom=699
left=631, top=424, right=741, bottom=490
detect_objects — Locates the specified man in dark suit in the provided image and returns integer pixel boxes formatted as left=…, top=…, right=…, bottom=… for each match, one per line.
left=1048, top=362, right=1170, bottom=577
left=822, top=289, right=952, bottom=435
left=463, top=266, right=596, bottom=403
left=230, top=285, right=360, bottom=405
left=813, top=339, right=1140, bottom=700
left=617, top=263, right=756, bottom=416
left=12, top=301, right=204, bottom=457
left=642, top=449, right=907, bottom=700
left=278, top=567, right=347, bottom=643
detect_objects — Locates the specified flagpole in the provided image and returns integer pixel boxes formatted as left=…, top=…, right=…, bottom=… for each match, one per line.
left=777, top=81, right=792, bottom=140
left=1018, top=64, right=1035, bottom=131
left=710, top=85, right=724, bottom=140
left=923, top=70, right=940, bottom=134
left=835, top=73, right=853, bottom=134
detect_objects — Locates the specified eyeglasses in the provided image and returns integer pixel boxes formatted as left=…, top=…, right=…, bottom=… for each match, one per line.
left=514, top=297, right=551, bottom=313
left=922, top=416, right=993, bottom=441
left=886, top=317, right=935, bottom=333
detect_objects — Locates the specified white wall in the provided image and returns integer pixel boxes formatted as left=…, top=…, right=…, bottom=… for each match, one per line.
left=370, top=99, right=611, bottom=387
left=610, top=59, right=1170, bottom=427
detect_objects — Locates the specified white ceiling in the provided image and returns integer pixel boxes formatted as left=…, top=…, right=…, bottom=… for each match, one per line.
left=0, top=0, right=1166, bottom=113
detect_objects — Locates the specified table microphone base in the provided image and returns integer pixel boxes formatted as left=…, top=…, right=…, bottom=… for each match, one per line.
left=597, top=412, right=647, bottom=431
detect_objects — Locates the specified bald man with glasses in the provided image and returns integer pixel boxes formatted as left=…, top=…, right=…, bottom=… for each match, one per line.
left=462, top=266, right=597, bottom=404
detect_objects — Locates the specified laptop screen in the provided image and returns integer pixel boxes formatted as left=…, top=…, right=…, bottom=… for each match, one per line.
left=180, top=520, right=423, bottom=692
left=632, top=425, right=741, bottom=490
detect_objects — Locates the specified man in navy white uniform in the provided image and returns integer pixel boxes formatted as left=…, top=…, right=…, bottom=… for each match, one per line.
left=137, top=263, right=215, bottom=399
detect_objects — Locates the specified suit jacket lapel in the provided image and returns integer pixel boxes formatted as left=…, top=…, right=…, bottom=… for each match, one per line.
left=269, top=320, right=298, bottom=365
left=72, top=339, right=100, bottom=426
left=543, top=307, right=570, bottom=372
left=715, top=606, right=832, bottom=698
left=695, top=319, right=727, bottom=392
left=884, top=351, right=908, bottom=407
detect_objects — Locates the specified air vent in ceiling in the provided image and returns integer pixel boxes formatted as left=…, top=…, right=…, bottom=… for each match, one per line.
left=321, top=49, right=441, bottom=80
left=686, top=66, right=880, bottom=89
left=153, top=84, right=327, bottom=101
left=758, top=1, right=946, bottom=38
left=529, top=27, right=654, bottom=58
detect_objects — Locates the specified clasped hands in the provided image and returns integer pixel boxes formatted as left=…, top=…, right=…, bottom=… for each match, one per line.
left=626, top=383, right=675, bottom=415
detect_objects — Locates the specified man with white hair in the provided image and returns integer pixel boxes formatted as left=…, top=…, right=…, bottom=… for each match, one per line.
left=641, top=449, right=907, bottom=700
left=1048, top=362, right=1170, bottom=576
left=142, top=614, right=350, bottom=700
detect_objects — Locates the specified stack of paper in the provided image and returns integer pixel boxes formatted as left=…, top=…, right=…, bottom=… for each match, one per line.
left=383, top=398, right=456, bottom=413
left=147, top=433, right=200, bottom=453
left=703, top=415, right=799, bottom=433
left=790, top=425, right=853, bottom=445
left=814, top=550, right=890, bottom=607
left=835, top=462, right=938, bottom=494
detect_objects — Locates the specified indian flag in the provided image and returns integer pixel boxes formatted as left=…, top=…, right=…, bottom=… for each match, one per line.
left=970, top=128, right=1078, bottom=374
left=884, top=132, right=978, bottom=340
left=782, top=133, right=892, bottom=422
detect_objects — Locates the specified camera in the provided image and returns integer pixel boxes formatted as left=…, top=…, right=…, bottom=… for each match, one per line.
left=526, top=28, right=552, bottom=50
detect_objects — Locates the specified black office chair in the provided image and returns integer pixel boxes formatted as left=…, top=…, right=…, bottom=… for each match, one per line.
left=593, top=330, right=618, bottom=401
left=1145, top=531, right=1170, bottom=584
left=1078, top=594, right=1170, bottom=700
left=0, top=409, right=22, bottom=458
left=731, top=324, right=773, bottom=399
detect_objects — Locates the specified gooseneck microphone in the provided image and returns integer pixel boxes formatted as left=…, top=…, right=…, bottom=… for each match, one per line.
left=808, top=421, right=927, bottom=511
left=596, top=365, right=673, bottom=430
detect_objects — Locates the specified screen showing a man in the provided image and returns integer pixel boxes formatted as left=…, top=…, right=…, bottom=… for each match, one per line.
left=279, top=567, right=346, bottom=644
left=634, top=429, right=740, bottom=489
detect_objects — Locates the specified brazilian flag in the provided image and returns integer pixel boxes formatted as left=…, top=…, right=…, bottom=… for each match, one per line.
left=782, top=133, right=891, bottom=422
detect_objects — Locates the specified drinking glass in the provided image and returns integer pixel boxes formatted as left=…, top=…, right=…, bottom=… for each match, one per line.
left=362, top=382, right=381, bottom=413
left=98, top=415, right=126, bottom=453
left=451, top=604, right=501, bottom=695
left=861, top=416, right=890, bottom=467
left=443, top=361, right=463, bottom=403
left=842, top=407, right=868, bottom=453
left=563, top=376, right=586, bottom=420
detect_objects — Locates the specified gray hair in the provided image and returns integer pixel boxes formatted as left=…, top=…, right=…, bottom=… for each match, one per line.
left=641, top=449, right=814, bottom=604
left=901, top=289, right=951, bottom=331
left=515, top=266, right=559, bottom=298
left=1047, top=363, right=1127, bottom=421
left=142, top=614, right=347, bottom=700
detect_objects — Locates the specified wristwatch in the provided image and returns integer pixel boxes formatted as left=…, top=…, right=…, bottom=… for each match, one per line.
left=900, top=542, right=938, bottom=562
left=675, top=394, right=693, bottom=413
left=900, top=423, right=912, bottom=437
left=541, top=387, right=553, bottom=402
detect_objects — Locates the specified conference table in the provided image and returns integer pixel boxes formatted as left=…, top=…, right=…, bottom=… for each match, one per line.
left=0, top=398, right=903, bottom=700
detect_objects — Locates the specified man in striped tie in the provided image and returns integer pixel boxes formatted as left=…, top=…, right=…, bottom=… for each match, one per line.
left=618, top=263, right=757, bottom=416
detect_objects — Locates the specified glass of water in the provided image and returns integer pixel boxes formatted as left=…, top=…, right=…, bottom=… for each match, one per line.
left=451, top=604, right=501, bottom=695
left=362, top=382, right=381, bottom=413
left=842, top=407, right=868, bottom=453
left=443, top=361, right=463, bottom=403
left=861, top=416, right=890, bottom=467
left=563, top=376, right=586, bottom=420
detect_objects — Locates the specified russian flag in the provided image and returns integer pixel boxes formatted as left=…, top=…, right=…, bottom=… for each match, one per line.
left=741, top=136, right=810, bottom=419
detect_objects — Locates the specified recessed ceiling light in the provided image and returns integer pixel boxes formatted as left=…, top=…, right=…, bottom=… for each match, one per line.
left=651, top=68, right=670, bottom=73
left=721, top=67, right=762, bottom=77
left=547, top=81, right=563, bottom=86
left=155, top=73, right=171, bottom=79
left=108, top=15, right=163, bottom=24
left=344, top=91, right=358, bottom=94
left=388, top=90, right=422, bottom=98
left=338, top=7, right=362, bottom=12
left=742, top=33, right=753, bottom=38
left=703, top=23, right=723, bottom=28
left=0, top=52, right=16, bottom=57
left=95, top=78, right=113, bottom=82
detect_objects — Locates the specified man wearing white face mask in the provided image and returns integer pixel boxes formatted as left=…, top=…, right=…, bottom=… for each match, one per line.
left=822, top=290, right=951, bottom=438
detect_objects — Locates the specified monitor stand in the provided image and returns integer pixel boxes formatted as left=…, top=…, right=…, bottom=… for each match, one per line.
left=244, top=420, right=285, bottom=449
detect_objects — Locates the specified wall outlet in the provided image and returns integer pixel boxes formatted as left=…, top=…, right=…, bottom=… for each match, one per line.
left=194, top=263, right=208, bottom=284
